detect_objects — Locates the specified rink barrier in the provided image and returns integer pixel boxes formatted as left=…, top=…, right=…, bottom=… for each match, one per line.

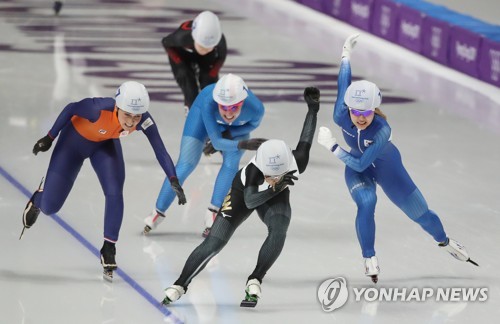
left=296, top=0, right=500, bottom=87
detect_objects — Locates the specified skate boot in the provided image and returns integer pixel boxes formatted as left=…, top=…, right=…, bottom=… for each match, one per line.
left=202, top=206, right=218, bottom=238
left=100, top=241, right=117, bottom=281
left=439, top=238, right=479, bottom=266
left=364, top=256, right=380, bottom=283
left=240, top=278, right=261, bottom=307
left=143, top=209, right=165, bottom=234
left=19, top=178, right=44, bottom=240
left=161, top=285, right=185, bottom=305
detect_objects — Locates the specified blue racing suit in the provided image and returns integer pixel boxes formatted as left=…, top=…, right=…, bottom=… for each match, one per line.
left=332, top=58, right=447, bottom=258
left=155, top=83, right=265, bottom=214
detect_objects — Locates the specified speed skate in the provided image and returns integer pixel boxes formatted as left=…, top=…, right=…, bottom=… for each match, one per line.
left=240, top=279, right=261, bottom=307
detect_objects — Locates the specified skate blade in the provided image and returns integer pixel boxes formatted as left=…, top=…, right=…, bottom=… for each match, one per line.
left=161, top=297, right=172, bottom=306
left=240, top=299, right=258, bottom=308
left=103, top=270, right=113, bottom=282
left=19, top=226, right=27, bottom=240
left=467, top=258, right=479, bottom=267
left=370, top=275, right=378, bottom=284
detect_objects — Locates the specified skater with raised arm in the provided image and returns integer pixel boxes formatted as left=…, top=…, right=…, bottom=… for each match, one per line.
left=160, top=87, right=320, bottom=307
left=317, top=34, right=478, bottom=283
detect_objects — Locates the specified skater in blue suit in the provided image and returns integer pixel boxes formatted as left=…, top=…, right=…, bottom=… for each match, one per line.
left=144, top=73, right=266, bottom=237
left=317, top=34, right=478, bottom=283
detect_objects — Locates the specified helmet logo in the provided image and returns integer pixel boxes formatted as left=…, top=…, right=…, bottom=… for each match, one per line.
left=352, top=89, right=368, bottom=104
left=128, top=98, right=144, bottom=112
left=267, top=154, right=284, bottom=171
left=216, top=88, right=231, bottom=103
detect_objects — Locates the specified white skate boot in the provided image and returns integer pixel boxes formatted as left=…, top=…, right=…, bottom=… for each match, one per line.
left=202, top=206, right=218, bottom=238
left=161, top=285, right=185, bottom=305
left=143, top=209, right=165, bottom=234
left=439, top=238, right=478, bottom=266
left=240, top=278, right=261, bottom=308
left=364, top=256, right=380, bottom=283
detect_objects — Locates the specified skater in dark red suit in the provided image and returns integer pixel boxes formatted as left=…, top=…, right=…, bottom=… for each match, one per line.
left=162, top=10, right=227, bottom=115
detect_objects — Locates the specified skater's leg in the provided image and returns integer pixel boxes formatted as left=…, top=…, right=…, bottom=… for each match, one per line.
left=248, top=190, right=291, bottom=283
left=22, top=125, right=87, bottom=235
left=203, top=144, right=245, bottom=235
left=155, top=136, right=204, bottom=213
left=90, top=139, right=125, bottom=243
left=175, top=207, right=250, bottom=289
left=90, top=139, right=125, bottom=279
left=164, top=186, right=253, bottom=304
left=377, top=162, right=447, bottom=243
left=168, top=58, right=199, bottom=108
left=37, top=128, right=87, bottom=214
left=345, top=168, right=377, bottom=258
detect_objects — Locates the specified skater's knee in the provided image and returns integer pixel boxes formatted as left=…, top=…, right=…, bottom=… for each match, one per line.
left=266, top=214, right=289, bottom=238
left=40, top=201, right=62, bottom=215
left=203, top=235, right=227, bottom=253
left=353, top=189, right=377, bottom=209
left=176, top=160, right=198, bottom=179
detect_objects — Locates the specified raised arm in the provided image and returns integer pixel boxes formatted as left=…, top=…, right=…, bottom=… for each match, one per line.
left=292, top=87, right=320, bottom=174
left=334, top=34, right=359, bottom=125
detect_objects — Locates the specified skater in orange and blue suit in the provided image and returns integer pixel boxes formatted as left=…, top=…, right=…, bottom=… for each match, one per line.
left=21, top=81, right=186, bottom=280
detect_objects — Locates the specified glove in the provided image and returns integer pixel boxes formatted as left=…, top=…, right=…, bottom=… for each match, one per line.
left=317, top=127, right=337, bottom=151
left=32, top=135, right=54, bottom=155
left=304, top=87, right=320, bottom=113
left=203, top=140, right=217, bottom=156
left=203, top=130, right=233, bottom=156
left=170, top=177, right=187, bottom=205
left=238, top=138, right=267, bottom=151
left=341, top=34, right=360, bottom=59
left=273, top=170, right=298, bottom=192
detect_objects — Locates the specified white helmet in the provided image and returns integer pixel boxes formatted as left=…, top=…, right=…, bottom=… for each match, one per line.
left=213, top=73, right=248, bottom=106
left=115, top=81, right=150, bottom=114
left=192, top=11, right=222, bottom=48
left=344, top=80, right=382, bottom=111
left=254, top=139, right=293, bottom=177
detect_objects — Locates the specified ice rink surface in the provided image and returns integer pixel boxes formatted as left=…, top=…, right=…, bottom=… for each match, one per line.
left=1, top=0, right=499, bottom=323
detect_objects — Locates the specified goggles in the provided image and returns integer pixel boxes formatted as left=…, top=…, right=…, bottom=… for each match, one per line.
left=349, top=108, right=374, bottom=117
left=219, top=101, right=243, bottom=112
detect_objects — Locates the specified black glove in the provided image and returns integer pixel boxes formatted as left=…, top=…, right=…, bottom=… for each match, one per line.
left=273, top=170, right=298, bottom=192
left=203, top=140, right=217, bottom=156
left=203, top=130, right=233, bottom=156
left=304, top=87, right=320, bottom=113
left=238, top=138, right=267, bottom=151
left=33, top=135, right=54, bottom=155
left=170, top=177, right=187, bottom=205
